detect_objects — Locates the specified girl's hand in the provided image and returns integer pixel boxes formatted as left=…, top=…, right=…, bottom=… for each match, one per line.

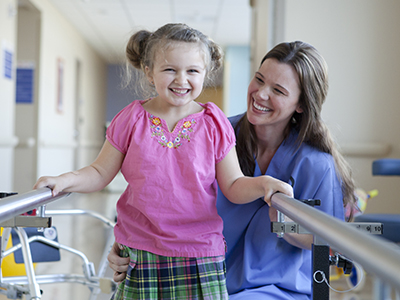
left=33, top=175, right=69, bottom=197
left=262, top=175, right=294, bottom=206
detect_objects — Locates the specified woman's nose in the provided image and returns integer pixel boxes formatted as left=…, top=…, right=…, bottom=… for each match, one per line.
left=256, top=86, right=270, bottom=100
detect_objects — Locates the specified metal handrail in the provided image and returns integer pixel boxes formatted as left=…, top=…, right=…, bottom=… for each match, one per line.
left=271, top=193, right=400, bottom=291
left=0, top=188, right=70, bottom=223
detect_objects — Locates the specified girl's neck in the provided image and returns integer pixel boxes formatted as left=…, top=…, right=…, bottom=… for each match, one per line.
left=143, top=97, right=203, bottom=131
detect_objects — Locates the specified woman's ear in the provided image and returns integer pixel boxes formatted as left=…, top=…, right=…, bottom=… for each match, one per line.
left=295, top=105, right=303, bottom=114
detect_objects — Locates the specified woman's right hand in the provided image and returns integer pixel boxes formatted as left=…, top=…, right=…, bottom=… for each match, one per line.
left=107, top=242, right=129, bottom=283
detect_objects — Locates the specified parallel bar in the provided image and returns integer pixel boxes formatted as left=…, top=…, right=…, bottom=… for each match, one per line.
left=0, top=188, right=70, bottom=223
left=271, top=193, right=400, bottom=291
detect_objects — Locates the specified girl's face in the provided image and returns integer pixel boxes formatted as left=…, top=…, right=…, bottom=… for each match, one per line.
left=146, top=42, right=207, bottom=108
left=247, top=58, right=302, bottom=132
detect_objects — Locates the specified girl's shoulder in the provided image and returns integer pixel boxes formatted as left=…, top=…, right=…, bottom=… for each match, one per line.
left=199, top=102, right=232, bottom=129
left=111, top=100, right=146, bottom=125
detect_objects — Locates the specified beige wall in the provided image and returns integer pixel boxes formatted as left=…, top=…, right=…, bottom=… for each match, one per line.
left=29, top=0, right=107, bottom=182
left=0, top=0, right=17, bottom=192
left=252, top=0, right=400, bottom=214
left=0, top=0, right=107, bottom=192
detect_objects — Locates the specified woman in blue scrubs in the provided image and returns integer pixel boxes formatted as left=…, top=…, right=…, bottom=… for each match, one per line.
left=108, top=41, right=357, bottom=299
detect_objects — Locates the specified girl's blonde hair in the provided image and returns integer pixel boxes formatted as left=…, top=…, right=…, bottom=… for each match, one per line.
left=125, top=23, right=223, bottom=98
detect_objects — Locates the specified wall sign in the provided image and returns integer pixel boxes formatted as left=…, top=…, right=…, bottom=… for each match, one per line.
left=2, top=40, right=14, bottom=80
left=16, top=62, right=35, bottom=104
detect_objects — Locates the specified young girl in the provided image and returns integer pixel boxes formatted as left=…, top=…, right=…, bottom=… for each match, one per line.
left=34, top=23, right=293, bottom=300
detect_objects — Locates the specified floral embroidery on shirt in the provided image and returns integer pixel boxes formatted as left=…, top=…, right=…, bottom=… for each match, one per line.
left=149, top=115, right=196, bottom=149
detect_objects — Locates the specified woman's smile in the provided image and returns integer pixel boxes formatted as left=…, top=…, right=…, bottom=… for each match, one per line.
left=252, top=99, right=271, bottom=112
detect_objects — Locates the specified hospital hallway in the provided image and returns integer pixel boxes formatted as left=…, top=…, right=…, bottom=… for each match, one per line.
left=1, top=190, right=389, bottom=300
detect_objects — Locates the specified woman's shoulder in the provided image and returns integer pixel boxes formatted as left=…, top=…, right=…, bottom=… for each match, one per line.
left=287, top=131, right=335, bottom=169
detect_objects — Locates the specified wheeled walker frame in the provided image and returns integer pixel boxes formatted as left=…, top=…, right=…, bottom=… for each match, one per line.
left=0, top=194, right=117, bottom=300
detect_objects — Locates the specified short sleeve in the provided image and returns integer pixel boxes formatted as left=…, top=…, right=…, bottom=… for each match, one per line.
left=203, top=102, right=236, bottom=163
left=292, top=152, right=345, bottom=220
left=106, top=101, right=141, bottom=154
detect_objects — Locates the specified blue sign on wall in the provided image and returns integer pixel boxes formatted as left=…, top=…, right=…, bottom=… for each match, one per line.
left=4, top=49, right=12, bottom=79
left=16, top=68, right=34, bottom=104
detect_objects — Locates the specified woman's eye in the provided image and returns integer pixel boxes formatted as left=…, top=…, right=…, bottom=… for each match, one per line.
left=255, top=77, right=264, bottom=83
left=274, top=88, right=284, bottom=95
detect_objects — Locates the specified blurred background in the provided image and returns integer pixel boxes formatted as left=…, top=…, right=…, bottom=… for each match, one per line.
left=1, top=0, right=400, bottom=299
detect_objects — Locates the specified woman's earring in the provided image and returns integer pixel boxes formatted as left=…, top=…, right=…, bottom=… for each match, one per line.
left=291, top=116, right=297, bottom=124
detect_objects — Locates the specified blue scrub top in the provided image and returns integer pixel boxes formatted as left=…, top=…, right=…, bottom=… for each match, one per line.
left=217, top=114, right=345, bottom=299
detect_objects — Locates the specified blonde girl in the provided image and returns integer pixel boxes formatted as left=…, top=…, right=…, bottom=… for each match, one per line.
left=34, top=23, right=293, bottom=300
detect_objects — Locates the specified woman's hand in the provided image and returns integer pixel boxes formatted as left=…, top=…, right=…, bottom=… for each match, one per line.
left=107, top=242, right=129, bottom=283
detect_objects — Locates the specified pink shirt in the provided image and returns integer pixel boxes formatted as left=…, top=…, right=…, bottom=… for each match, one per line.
left=106, top=100, right=235, bottom=257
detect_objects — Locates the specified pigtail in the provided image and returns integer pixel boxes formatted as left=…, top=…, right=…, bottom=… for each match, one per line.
left=205, top=40, right=223, bottom=87
left=126, top=30, right=152, bottom=70
left=123, top=30, right=156, bottom=98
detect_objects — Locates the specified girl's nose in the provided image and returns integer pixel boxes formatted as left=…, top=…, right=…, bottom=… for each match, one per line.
left=175, top=72, right=187, bottom=85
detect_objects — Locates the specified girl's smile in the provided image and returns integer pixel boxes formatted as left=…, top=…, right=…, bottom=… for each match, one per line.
left=146, top=42, right=206, bottom=110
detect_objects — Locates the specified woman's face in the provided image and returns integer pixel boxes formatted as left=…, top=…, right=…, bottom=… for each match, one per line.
left=247, top=58, right=302, bottom=132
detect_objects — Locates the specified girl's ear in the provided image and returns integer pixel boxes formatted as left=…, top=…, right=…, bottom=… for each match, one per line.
left=145, top=66, right=154, bottom=85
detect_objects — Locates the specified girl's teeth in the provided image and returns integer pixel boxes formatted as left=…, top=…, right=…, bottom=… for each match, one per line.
left=172, top=89, right=188, bottom=94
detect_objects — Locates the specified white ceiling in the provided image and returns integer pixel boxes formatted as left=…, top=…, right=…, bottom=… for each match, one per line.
left=49, top=0, right=252, bottom=64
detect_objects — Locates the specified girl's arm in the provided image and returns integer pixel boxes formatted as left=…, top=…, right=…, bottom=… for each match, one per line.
left=216, top=147, right=293, bottom=205
left=33, top=140, right=124, bottom=196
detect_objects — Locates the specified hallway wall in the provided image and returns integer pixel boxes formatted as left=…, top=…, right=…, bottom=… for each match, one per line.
left=0, top=0, right=18, bottom=192
left=251, top=0, right=400, bottom=214
left=282, top=0, right=400, bottom=214
left=0, top=0, right=107, bottom=193
left=30, top=0, right=107, bottom=181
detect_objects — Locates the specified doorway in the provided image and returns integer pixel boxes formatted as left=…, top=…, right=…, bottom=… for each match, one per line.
left=13, top=0, right=41, bottom=193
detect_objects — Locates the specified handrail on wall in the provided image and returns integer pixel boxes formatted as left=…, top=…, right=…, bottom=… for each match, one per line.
left=0, top=188, right=70, bottom=223
left=271, top=193, right=400, bottom=292
left=1, top=190, right=399, bottom=292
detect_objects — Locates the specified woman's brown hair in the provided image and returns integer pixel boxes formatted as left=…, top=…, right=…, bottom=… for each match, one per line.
left=236, top=41, right=357, bottom=219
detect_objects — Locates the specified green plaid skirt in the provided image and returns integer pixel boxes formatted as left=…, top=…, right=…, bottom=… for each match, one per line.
left=111, top=247, right=228, bottom=300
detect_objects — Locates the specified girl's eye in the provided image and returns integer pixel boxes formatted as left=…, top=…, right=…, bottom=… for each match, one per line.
left=274, top=88, right=285, bottom=95
left=164, top=68, right=175, bottom=72
left=188, top=69, right=199, bottom=73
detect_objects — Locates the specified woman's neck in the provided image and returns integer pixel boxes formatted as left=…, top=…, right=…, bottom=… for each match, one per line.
left=254, top=125, right=287, bottom=174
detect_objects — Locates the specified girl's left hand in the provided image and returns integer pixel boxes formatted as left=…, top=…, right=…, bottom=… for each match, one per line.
left=262, top=176, right=294, bottom=206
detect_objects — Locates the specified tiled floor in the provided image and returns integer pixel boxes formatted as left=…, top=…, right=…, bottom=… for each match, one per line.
left=1, top=191, right=398, bottom=299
